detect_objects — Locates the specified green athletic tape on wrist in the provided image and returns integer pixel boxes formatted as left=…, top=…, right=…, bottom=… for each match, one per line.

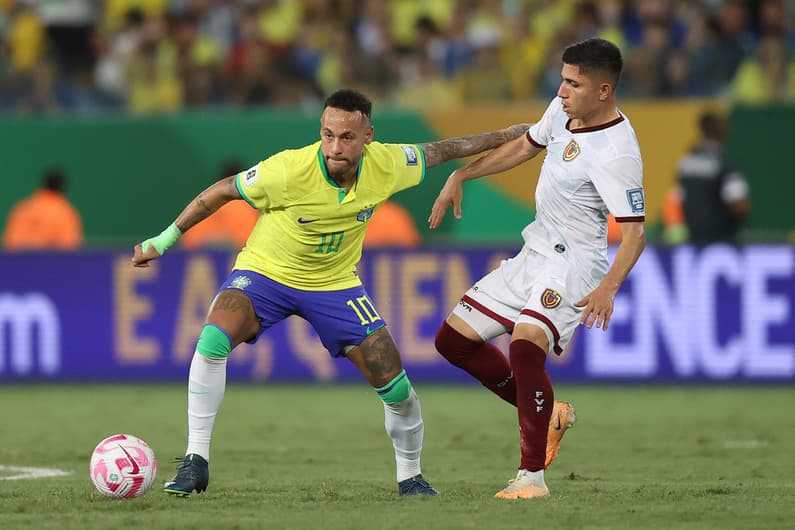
left=142, top=223, right=182, bottom=254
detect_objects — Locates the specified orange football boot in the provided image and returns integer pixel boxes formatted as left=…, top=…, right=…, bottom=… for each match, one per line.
left=545, top=401, right=576, bottom=468
left=494, top=469, right=550, bottom=499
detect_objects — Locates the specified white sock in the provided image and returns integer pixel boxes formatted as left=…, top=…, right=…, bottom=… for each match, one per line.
left=384, top=388, right=424, bottom=482
left=517, top=469, right=548, bottom=489
left=186, top=351, right=227, bottom=461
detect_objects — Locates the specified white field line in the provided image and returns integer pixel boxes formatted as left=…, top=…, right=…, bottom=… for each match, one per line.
left=0, top=465, right=73, bottom=480
left=722, top=440, right=769, bottom=450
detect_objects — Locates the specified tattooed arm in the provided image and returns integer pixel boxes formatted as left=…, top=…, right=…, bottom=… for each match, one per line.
left=418, top=123, right=530, bottom=169
left=428, top=127, right=545, bottom=229
left=173, top=176, right=241, bottom=233
left=132, top=176, right=242, bottom=267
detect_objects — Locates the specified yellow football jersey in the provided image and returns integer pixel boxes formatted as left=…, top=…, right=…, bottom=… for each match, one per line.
left=234, top=141, right=426, bottom=290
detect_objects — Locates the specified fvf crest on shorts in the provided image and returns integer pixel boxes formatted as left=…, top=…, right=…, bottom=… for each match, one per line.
left=451, top=246, right=585, bottom=355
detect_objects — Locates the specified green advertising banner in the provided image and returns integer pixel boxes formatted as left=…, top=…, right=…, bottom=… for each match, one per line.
left=1, top=103, right=791, bottom=246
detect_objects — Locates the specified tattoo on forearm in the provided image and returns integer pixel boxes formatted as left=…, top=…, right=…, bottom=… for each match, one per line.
left=196, top=197, right=213, bottom=214
left=360, top=329, right=401, bottom=379
left=503, top=124, right=530, bottom=140
left=176, top=195, right=215, bottom=232
left=419, top=123, right=530, bottom=168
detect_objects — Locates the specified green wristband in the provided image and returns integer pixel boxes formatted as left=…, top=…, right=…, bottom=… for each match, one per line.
left=141, top=223, right=182, bottom=255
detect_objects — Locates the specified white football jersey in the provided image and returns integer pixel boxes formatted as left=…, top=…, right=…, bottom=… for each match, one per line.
left=523, top=97, right=644, bottom=281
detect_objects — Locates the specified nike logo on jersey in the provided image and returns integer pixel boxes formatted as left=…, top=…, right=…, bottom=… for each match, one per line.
left=297, top=217, right=319, bottom=224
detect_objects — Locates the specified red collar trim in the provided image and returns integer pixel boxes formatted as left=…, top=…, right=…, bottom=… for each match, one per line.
left=566, top=114, right=625, bottom=134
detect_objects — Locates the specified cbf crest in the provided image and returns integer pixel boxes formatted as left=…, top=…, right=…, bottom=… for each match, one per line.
left=562, top=140, right=580, bottom=162
left=230, top=275, right=252, bottom=290
left=357, top=205, right=375, bottom=222
left=541, top=288, right=562, bottom=309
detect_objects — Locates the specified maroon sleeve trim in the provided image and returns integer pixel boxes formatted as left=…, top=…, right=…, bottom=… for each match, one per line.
left=614, top=216, right=645, bottom=222
left=525, top=131, right=546, bottom=149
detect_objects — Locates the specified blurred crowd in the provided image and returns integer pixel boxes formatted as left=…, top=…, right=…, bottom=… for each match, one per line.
left=0, top=0, right=793, bottom=115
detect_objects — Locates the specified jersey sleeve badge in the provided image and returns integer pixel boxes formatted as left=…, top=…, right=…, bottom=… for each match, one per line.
left=400, top=145, right=418, bottom=166
left=626, top=188, right=645, bottom=213
left=243, top=166, right=259, bottom=187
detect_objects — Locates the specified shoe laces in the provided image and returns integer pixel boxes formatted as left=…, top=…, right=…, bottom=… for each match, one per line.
left=171, top=456, right=190, bottom=467
left=507, top=470, right=528, bottom=485
left=171, top=456, right=201, bottom=477
left=414, top=477, right=431, bottom=488
left=402, top=475, right=433, bottom=493
left=505, top=470, right=541, bottom=491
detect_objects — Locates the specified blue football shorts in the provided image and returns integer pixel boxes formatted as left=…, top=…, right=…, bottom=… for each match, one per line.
left=217, top=269, right=386, bottom=357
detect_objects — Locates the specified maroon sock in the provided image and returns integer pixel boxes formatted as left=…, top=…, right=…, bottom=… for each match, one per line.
left=435, top=321, right=516, bottom=406
left=509, top=339, right=553, bottom=472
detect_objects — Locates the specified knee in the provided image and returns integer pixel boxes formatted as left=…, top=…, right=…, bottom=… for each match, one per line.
left=512, top=323, right=550, bottom=354
left=435, top=321, right=479, bottom=365
left=197, top=324, right=233, bottom=359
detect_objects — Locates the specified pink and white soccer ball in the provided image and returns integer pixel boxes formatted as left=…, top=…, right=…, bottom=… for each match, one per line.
left=89, top=434, right=157, bottom=499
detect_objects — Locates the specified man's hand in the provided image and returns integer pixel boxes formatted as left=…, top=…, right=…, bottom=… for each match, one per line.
left=131, top=241, right=163, bottom=268
left=428, top=171, right=464, bottom=229
left=575, top=221, right=645, bottom=331
left=574, top=284, right=618, bottom=330
left=131, top=223, right=182, bottom=267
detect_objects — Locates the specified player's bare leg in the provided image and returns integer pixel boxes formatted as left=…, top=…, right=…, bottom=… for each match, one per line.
left=346, top=328, right=438, bottom=496
left=164, top=289, right=259, bottom=497
left=435, top=315, right=574, bottom=469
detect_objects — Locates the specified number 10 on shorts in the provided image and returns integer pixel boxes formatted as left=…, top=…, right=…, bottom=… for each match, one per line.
left=346, top=296, right=382, bottom=325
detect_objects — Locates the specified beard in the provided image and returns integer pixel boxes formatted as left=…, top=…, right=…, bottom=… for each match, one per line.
left=325, top=156, right=357, bottom=180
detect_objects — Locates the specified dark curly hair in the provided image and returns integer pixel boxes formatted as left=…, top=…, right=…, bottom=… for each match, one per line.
left=323, top=89, right=372, bottom=120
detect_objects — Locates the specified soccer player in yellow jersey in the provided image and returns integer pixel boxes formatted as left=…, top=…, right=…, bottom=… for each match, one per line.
left=132, top=89, right=529, bottom=497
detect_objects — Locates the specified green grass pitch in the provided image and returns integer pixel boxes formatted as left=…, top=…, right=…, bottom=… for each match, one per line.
left=1, top=384, right=793, bottom=529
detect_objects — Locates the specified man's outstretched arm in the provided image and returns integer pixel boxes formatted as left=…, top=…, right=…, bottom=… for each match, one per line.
left=172, top=176, right=241, bottom=233
left=428, top=132, right=544, bottom=229
left=132, top=176, right=241, bottom=267
left=418, top=124, right=530, bottom=169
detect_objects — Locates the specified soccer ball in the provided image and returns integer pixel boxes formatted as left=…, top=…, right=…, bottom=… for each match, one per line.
left=89, top=434, right=157, bottom=499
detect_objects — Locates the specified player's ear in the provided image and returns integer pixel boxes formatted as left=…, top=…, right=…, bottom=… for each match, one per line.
left=365, top=125, right=374, bottom=144
left=599, top=81, right=613, bottom=101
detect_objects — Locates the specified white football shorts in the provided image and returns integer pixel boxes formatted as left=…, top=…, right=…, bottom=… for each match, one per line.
left=450, top=245, right=589, bottom=355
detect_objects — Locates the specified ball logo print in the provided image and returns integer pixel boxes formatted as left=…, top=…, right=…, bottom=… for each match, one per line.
left=89, top=434, right=157, bottom=499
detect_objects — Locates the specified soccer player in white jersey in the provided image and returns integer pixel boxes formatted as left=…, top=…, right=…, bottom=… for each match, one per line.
left=131, top=89, right=552, bottom=498
left=429, top=38, right=646, bottom=499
